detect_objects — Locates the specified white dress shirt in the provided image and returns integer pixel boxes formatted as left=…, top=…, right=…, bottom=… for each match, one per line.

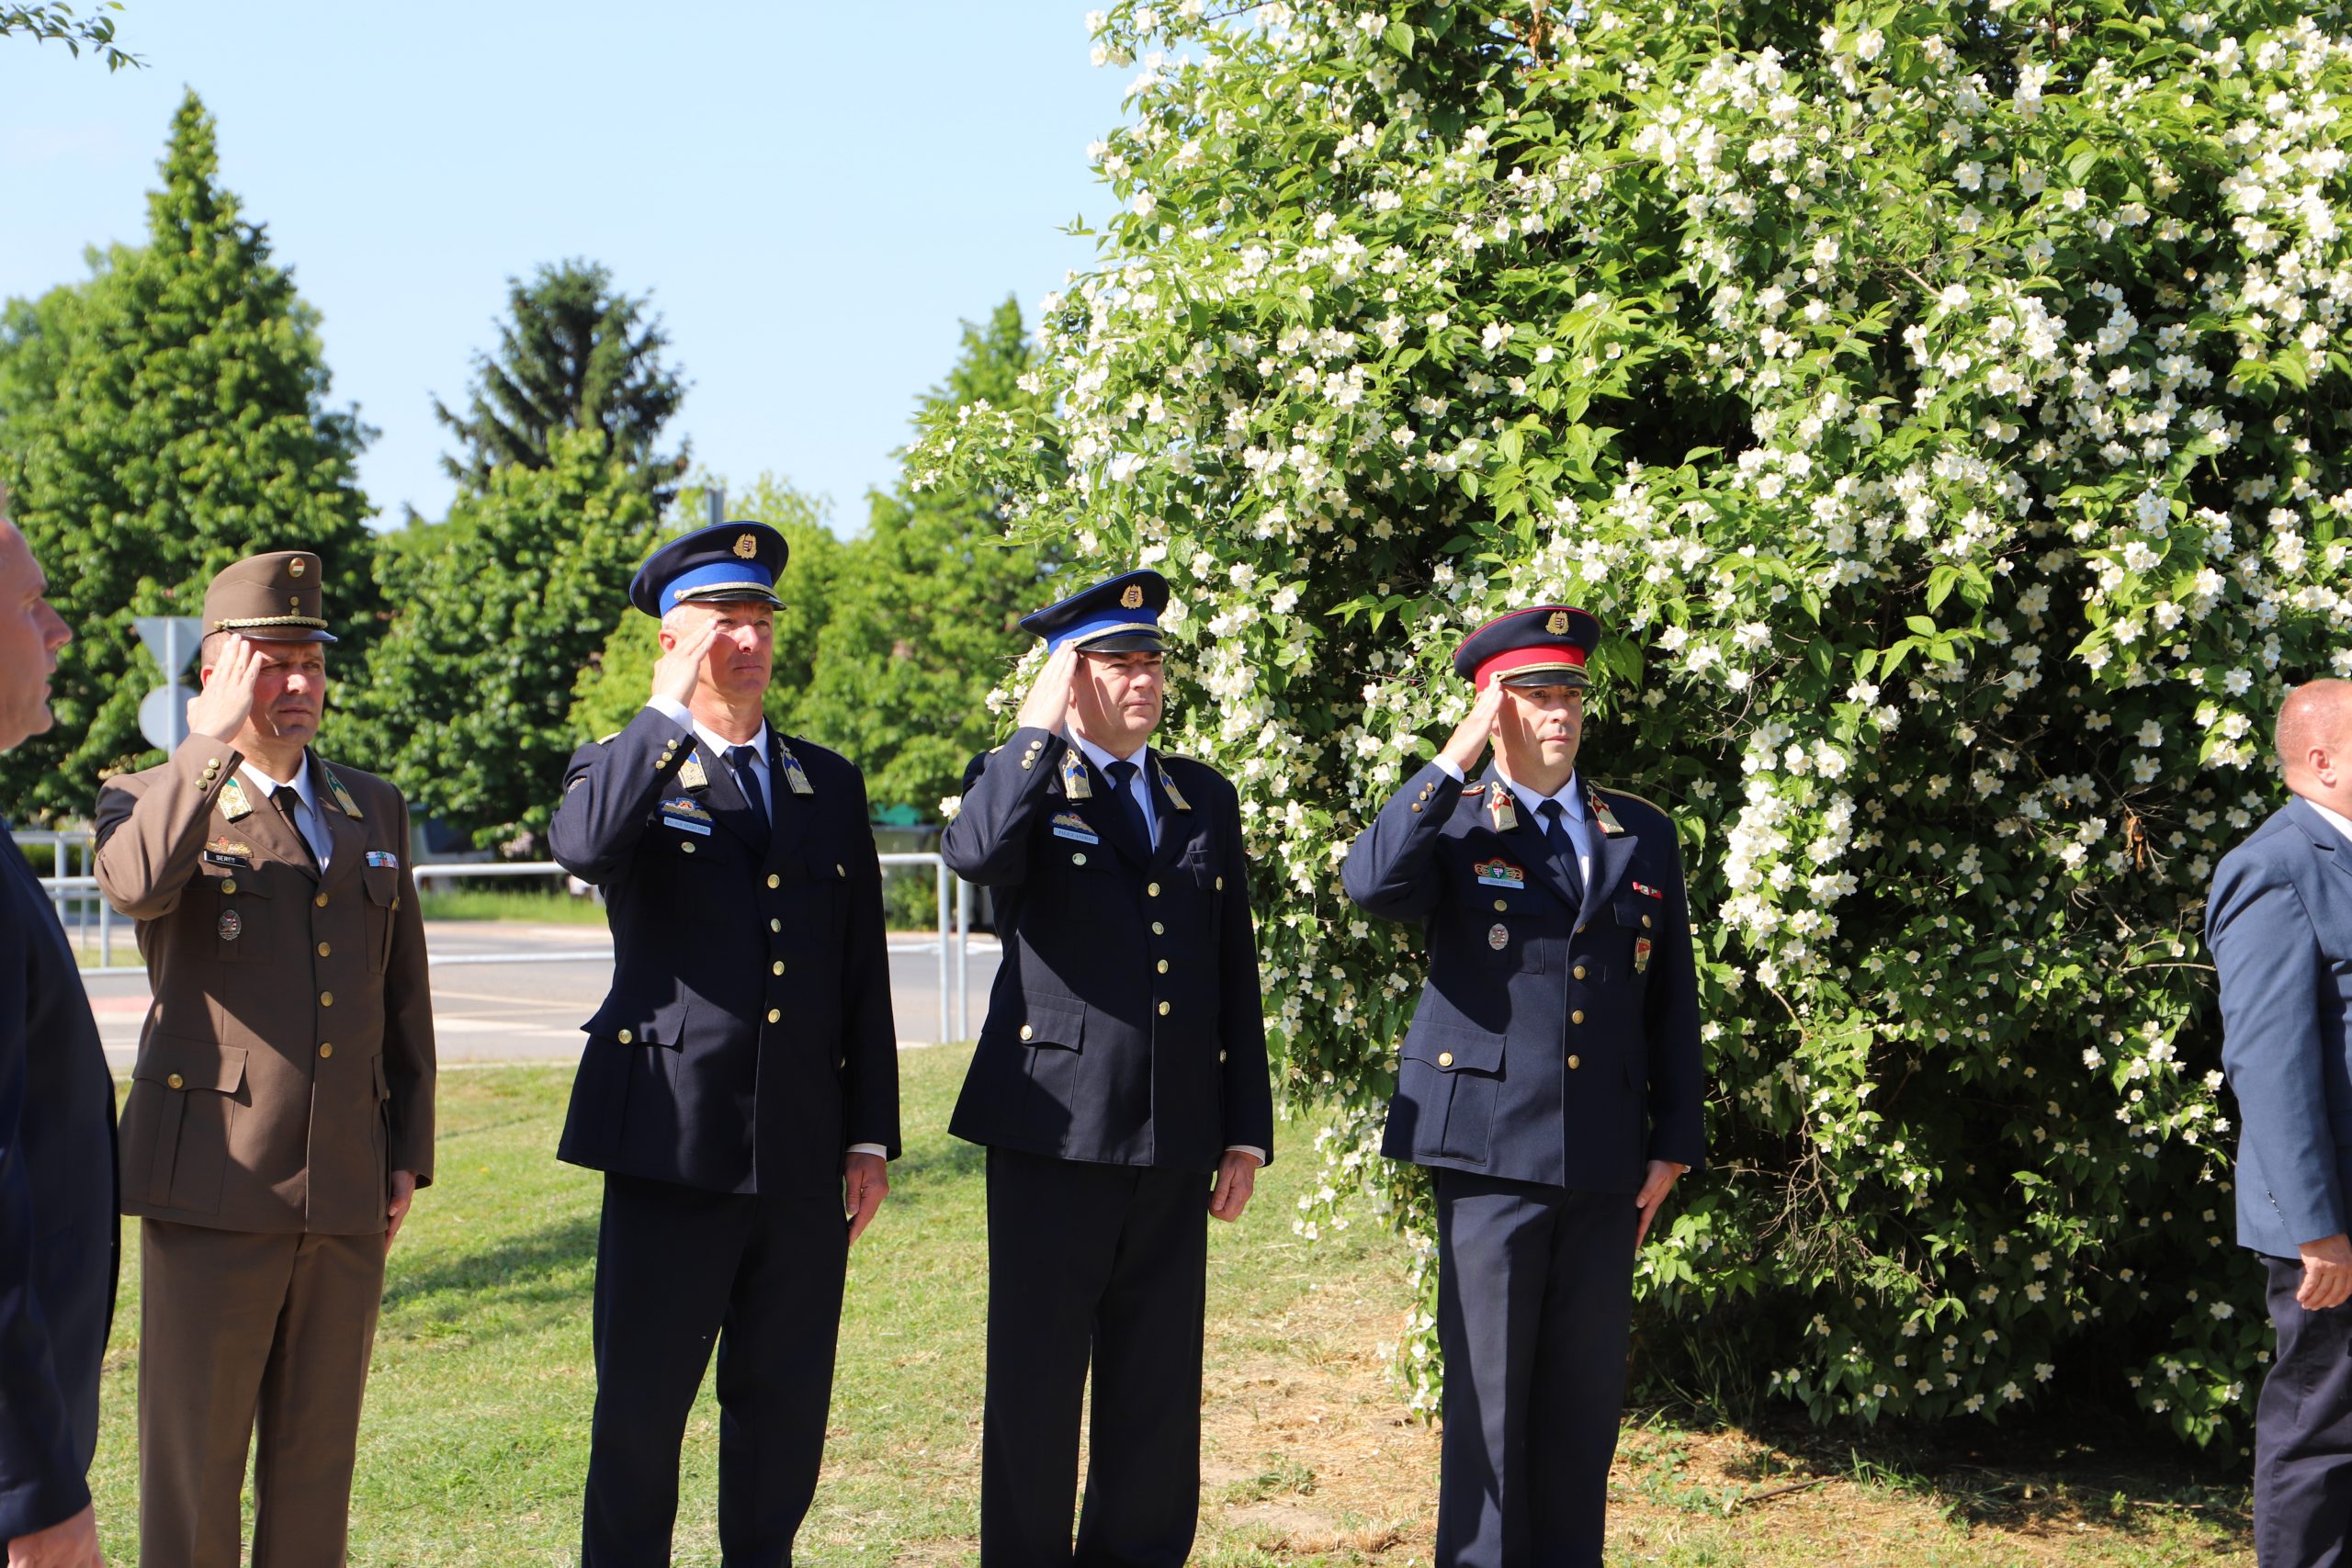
left=1070, top=730, right=1261, bottom=1166
left=645, top=700, right=886, bottom=1160
left=1432, top=757, right=1592, bottom=893
left=2311, top=796, right=2352, bottom=852
left=241, top=758, right=330, bottom=872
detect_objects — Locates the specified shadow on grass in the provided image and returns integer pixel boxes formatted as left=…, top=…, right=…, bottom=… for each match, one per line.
left=381, top=1213, right=599, bottom=1318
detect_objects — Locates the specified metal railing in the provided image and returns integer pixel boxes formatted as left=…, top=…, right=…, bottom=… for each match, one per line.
left=34, top=834, right=982, bottom=1044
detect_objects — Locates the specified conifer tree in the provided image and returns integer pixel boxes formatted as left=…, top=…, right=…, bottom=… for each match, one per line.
left=0, top=89, right=375, bottom=822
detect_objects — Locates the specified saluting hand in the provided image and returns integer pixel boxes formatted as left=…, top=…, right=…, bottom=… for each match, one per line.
left=1209, top=1149, right=1261, bottom=1223
left=843, top=1152, right=889, bottom=1245
left=1634, top=1159, right=1687, bottom=1249
left=1014, top=642, right=1081, bottom=735
left=185, top=633, right=264, bottom=744
left=1437, top=678, right=1508, bottom=777
left=650, top=620, right=720, bottom=709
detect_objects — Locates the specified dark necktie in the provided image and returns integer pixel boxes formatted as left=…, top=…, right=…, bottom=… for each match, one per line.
left=726, top=745, right=771, bottom=852
left=271, top=784, right=318, bottom=871
left=1537, top=798, right=1579, bottom=902
left=1103, top=759, right=1154, bottom=855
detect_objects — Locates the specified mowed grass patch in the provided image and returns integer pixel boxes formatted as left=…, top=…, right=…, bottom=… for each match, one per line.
left=416, top=886, right=611, bottom=925
left=88, top=1052, right=2251, bottom=1564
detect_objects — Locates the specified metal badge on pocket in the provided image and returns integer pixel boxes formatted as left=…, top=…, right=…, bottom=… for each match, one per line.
left=218, top=911, right=243, bottom=942
left=1487, top=922, right=1509, bottom=951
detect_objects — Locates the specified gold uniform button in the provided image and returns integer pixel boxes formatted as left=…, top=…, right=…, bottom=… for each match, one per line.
left=1642, top=915, right=1654, bottom=929
left=1410, top=803, right=1422, bottom=813
left=770, top=919, right=782, bottom=933
left=1438, top=1052, right=1454, bottom=1067
left=1020, top=1024, right=1034, bottom=1041
left=618, top=1029, right=634, bottom=1043
left=1151, top=921, right=1164, bottom=935
left=1493, top=899, right=1508, bottom=912
left=1158, top=1000, right=1170, bottom=1016
left=1216, top=876, right=1225, bottom=891
left=166, top=1073, right=185, bottom=1089
left=1567, top=1054, right=1582, bottom=1070
left=315, top=892, right=329, bottom=908
left=1157, top=959, right=1169, bottom=974
left=682, top=841, right=696, bottom=854
left=1072, top=852, right=1087, bottom=866
left=318, top=1043, right=334, bottom=1059
left=766, top=1009, right=781, bottom=1024
left=319, top=991, right=334, bottom=1008
left=1571, top=1010, right=1585, bottom=1024
left=767, top=874, right=781, bottom=889
left=317, top=942, right=332, bottom=958
left=1147, top=882, right=1160, bottom=897
left=221, top=879, right=237, bottom=895
left=1574, top=965, right=1588, bottom=980
left=836, top=863, right=845, bottom=876
left=1021, top=759, right=1035, bottom=769
left=772, top=961, right=786, bottom=976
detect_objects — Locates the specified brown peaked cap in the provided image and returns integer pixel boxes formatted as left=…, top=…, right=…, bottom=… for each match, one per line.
left=201, top=550, right=336, bottom=644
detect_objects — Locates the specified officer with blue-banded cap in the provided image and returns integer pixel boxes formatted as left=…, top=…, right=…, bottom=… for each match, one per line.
left=943, top=568, right=1275, bottom=1568
left=549, top=519, right=900, bottom=1568
left=1342, top=605, right=1706, bottom=1568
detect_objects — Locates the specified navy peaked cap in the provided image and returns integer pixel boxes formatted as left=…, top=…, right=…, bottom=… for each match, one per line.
left=629, top=521, right=789, bottom=617
left=1019, top=570, right=1170, bottom=655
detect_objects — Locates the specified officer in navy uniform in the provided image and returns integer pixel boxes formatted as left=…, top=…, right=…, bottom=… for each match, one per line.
left=942, top=569, right=1275, bottom=1568
left=549, top=521, right=900, bottom=1568
left=1342, top=606, right=1704, bottom=1568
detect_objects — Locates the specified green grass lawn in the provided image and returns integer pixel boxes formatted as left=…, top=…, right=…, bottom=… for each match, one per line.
left=415, top=886, right=612, bottom=925
left=85, top=1052, right=2255, bottom=1565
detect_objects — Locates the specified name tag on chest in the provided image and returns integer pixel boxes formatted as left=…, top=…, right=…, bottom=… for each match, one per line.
left=1474, top=858, right=1526, bottom=889
left=1049, top=811, right=1100, bottom=845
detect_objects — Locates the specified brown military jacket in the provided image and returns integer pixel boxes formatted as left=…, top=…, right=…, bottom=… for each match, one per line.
left=96, top=736, right=435, bottom=1235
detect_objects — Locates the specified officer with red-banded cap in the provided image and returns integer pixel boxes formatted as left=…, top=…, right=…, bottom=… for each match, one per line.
left=1342, top=605, right=1705, bottom=1568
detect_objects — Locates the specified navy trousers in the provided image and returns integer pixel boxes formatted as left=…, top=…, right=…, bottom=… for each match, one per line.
left=1433, top=1169, right=1640, bottom=1568
left=981, top=1146, right=1208, bottom=1568
left=2259, top=1253, right=2352, bottom=1567
left=581, top=1172, right=848, bottom=1568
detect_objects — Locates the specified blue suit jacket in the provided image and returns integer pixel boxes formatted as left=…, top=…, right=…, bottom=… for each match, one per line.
left=549, top=708, right=900, bottom=1194
left=2209, top=795, right=2352, bottom=1258
left=1343, top=762, right=1705, bottom=1193
left=0, top=830, right=116, bottom=1538
left=941, top=728, right=1274, bottom=1171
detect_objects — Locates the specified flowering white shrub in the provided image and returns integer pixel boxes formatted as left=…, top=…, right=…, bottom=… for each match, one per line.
left=915, top=0, right=2352, bottom=1448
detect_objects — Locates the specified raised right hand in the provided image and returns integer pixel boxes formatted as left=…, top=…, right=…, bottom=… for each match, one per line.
left=2300, top=1232, right=2352, bottom=1311
left=1014, top=642, right=1080, bottom=734
left=185, top=634, right=262, bottom=744
left=651, top=619, right=720, bottom=709
left=1437, top=677, right=1508, bottom=776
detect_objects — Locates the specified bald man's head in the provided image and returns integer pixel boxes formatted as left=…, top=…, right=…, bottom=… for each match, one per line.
left=2278, top=679, right=2352, bottom=795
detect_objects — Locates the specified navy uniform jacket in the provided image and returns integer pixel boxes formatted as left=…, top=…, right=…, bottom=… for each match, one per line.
left=1343, top=761, right=1704, bottom=1193
left=2209, top=796, right=2352, bottom=1259
left=549, top=706, right=900, bottom=1195
left=942, top=727, right=1273, bottom=1171
left=0, top=831, right=116, bottom=1540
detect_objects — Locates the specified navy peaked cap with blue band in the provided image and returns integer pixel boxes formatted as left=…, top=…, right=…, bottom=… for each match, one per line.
left=628, top=521, right=790, bottom=617
left=1019, top=569, right=1170, bottom=654
left=1452, top=605, right=1604, bottom=691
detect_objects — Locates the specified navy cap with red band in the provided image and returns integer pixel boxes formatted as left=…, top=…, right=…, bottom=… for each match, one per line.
left=1452, top=605, right=1603, bottom=691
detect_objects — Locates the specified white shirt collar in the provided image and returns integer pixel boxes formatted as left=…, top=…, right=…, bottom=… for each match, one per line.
left=239, top=754, right=318, bottom=815
left=1071, top=730, right=1149, bottom=780
left=1499, top=767, right=1584, bottom=824
left=695, top=719, right=770, bottom=772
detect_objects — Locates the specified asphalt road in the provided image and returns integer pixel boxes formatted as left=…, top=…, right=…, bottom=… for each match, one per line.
left=83, top=921, right=1001, bottom=1072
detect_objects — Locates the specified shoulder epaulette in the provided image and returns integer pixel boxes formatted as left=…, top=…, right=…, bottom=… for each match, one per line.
left=1597, top=786, right=1670, bottom=814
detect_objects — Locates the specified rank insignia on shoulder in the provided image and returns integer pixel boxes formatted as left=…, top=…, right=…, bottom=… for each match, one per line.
left=775, top=739, right=816, bottom=795
left=325, top=773, right=364, bottom=819
left=1059, top=749, right=1092, bottom=800
left=1050, top=811, right=1101, bottom=845
left=1486, top=783, right=1519, bottom=832
left=1473, top=858, right=1525, bottom=889
left=1586, top=784, right=1626, bottom=837
left=677, top=753, right=709, bottom=791
left=1155, top=762, right=1192, bottom=813
left=1634, top=936, right=1654, bottom=974
left=1631, top=880, right=1666, bottom=899
left=218, top=778, right=254, bottom=821
left=365, top=850, right=401, bottom=869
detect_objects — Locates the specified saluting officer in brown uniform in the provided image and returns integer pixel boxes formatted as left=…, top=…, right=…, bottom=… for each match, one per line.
left=95, top=551, right=435, bottom=1568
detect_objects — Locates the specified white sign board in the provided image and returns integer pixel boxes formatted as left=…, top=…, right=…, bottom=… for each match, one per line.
left=132, top=616, right=205, bottom=753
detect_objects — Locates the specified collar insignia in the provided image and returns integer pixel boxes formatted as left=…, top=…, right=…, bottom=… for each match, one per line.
left=1155, top=761, right=1192, bottom=812
left=1059, top=748, right=1092, bottom=800
left=324, top=771, right=363, bottom=819
left=1486, top=782, right=1519, bottom=833
left=1587, top=784, right=1627, bottom=837
left=218, top=777, right=254, bottom=822
left=678, top=752, right=709, bottom=791
left=775, top=736, right=816, bottom=795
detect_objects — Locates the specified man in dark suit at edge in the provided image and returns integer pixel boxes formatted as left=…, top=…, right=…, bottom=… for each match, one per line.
left=0, top=504, right=116, bottom=1568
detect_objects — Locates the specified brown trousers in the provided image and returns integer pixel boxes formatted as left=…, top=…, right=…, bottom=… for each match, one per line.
left=139, top=1220, right=386, bottom=1568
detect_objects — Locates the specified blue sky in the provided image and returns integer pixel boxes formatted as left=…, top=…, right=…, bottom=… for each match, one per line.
left=1, top=2, right=1130, bottom=532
